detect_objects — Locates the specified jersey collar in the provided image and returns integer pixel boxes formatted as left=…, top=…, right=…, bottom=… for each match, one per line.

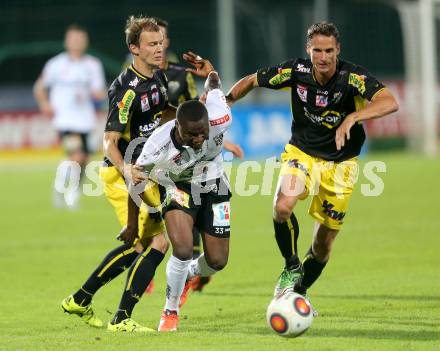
left=170, top=125, right=184, bottom=151
left=129, top=64, right=149, bottom=80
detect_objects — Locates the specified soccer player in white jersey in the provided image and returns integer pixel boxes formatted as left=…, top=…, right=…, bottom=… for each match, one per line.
left=122, top=59, right=232, bottom=332
left=34, top=24, right=106, bottom=209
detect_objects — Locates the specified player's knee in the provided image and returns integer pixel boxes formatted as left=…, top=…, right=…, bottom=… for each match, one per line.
left=273, top=201, right=293, bottom=223
left=172, top=245, right=193, bottom=261
left=151, top=233, right=169, bottom=254
left=206, top=255, right=228, bottom=271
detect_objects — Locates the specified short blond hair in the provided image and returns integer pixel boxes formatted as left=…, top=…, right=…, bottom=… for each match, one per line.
left=125, top=15, right=160, bottom=47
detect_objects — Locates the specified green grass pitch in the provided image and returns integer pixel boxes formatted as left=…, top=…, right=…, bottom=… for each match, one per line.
left=0, top=152, right=439, bottom=351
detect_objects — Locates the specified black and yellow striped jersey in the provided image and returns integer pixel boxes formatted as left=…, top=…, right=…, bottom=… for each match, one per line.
left=163, top=62, right=198, bottom=107
left=257, top=58, right=385, bottom=162
left=104, top=64, right=169, bottom=164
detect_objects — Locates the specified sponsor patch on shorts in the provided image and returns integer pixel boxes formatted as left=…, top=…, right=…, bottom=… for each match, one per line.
left=212, top=201, right=230, bottom=226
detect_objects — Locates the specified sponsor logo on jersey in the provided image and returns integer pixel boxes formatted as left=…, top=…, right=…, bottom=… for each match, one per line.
left=322, top=200, right=346, bottom=222
left=303, top=107, right=344, bottom=129
left=269, top=68, right=292, bottom=86
left=151, top=84, right=160, bottom=105
left=213, top=133, right=224, bottom=146
left=315, top=95, right=328, bottom=107
left=141, top=94, right=150, bottom=112
left=210, top=114, right=230, bottom=126
left=348, top=73, right=366, bottom=95
left=118, top=89, right=135, bottom=124
left=212, top=201, right=230, bottom=227
left=297, top=84, right=307, bottom=102
left=129, top=77, right=140, bottom=88
left=295, top=63, right=311, bottom=73
left=139, top=119, right=161, bottom=134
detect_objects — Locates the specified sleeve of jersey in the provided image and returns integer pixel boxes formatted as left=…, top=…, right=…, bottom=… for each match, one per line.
left=105, top=83, right=136, bottom=133
left=185, top=72, right=199, bottom=100
left=41, top=61, right=54, bottom=88
left=349, top=65, right=385, bottom=101
left=135, top=139, right=161, bottom=175
left=90, top=59, right=106, bottom=92
left=256, top=59, right=295, bottom=90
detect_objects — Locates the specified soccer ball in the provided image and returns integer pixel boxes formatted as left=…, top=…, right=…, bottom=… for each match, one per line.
left=266, top=290, right=314, bottom=337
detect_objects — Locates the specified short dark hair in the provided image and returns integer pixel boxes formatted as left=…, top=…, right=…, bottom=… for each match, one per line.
left=125, top=15, right=160, bottom=47
left=176, top=100, right=208, bottom=124
left=307, top=22, right=340, bottom=44
left=66, top=24, right=87, bottom=34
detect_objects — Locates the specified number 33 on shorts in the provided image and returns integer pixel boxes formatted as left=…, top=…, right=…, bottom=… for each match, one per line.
left=212, top=202, right=230, bottom=235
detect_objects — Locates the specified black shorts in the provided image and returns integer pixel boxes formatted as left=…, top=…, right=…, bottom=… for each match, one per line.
left=161, top=177, right=232, bottom=238
left=59, top=131, right=90, bottom=155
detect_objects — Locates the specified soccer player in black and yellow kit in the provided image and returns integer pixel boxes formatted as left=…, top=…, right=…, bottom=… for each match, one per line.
left=226, top=22, right=398, bottom=310
left=61, top=16, right=175, bottom=332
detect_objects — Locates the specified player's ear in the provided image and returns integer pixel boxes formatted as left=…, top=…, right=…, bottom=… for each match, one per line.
left=306, top=43, right=311, bottom=56
left=129, top=44, right=140, bottom=56
left=336, top=43, right=341, bottom=55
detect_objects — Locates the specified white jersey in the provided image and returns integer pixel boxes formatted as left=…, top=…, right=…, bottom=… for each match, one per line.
left=41, top=52, right=106, bottom=133
left=136, top=89, right=231, bottom=184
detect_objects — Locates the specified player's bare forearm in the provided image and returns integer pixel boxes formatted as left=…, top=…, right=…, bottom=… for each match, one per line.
left=226, top=73, right=258, bottom=106
left=224, top=140, right=244, bottom=159
left=103, top=131, right=126, bottom=174
left=350, top=88, right=399, bottom=122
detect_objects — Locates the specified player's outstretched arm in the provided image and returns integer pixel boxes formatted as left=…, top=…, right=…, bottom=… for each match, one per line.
left=183, top=51, right=214, bottom=78
left=335, top=88, right=399, bottom=150
left=224, top=140, right=244, bottom=160
left=226, top=73, right=259, bottom=106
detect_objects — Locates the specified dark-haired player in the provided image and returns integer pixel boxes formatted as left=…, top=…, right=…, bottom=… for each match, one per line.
left=226, top=22, right=398, bottom=308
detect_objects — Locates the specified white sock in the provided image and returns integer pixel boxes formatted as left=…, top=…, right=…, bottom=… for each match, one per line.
left=164, top=255, right=191, bottom=313
left=188, top=253, right=218, bottom=278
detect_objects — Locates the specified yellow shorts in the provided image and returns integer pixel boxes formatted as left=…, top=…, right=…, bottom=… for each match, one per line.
left=99, top=166, right=166, bottom=246
left=280, top=144, right=358, bottom=230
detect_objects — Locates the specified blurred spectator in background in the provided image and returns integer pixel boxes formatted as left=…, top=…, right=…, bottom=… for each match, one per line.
left=34, top=24, right=106, bottom=209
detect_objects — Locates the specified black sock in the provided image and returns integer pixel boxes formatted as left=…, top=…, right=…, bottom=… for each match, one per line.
left=192, top=227, right=201, bottom=259
left=295, top=246, right=327, bottom=293
left=112, top=248, right=165, bottom=324
left=273, top=212, right=300, bottom=269
left=72, top=244, right=138, bottom=306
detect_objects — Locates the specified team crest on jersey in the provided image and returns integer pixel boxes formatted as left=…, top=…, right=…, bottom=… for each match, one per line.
left=141, top=94, right=150, bottom=112
left=333, top=92, right=342, bottom=104
left=151, top=84, right=160, bottom=105
left=315, top=95, right=328, bottom=107
left=212, top=202, right=230, bottom=227
left=297, top=84, right=307, bottom=102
